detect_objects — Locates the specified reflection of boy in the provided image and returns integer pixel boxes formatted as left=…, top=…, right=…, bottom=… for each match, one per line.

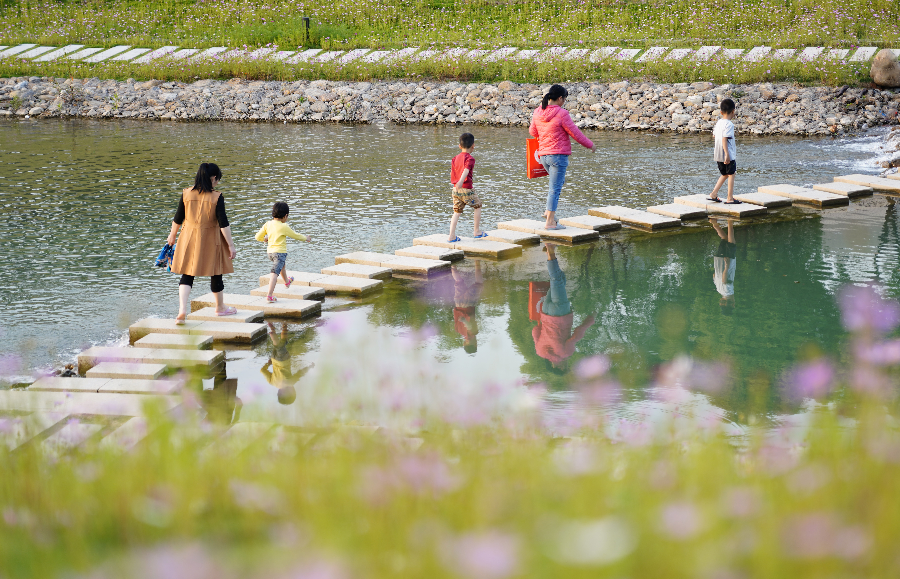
left=710, top=218, right=737, bottom=311
left=532, top=243, right=595, bottom=372
left=452, top=262, right=483, bottom=354
left=199, top=376, right=242, bottom=425
left=261, top=322, right=312, bottom=404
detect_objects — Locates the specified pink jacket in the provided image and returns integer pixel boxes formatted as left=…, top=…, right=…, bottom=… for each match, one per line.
left=529, top=105, right=593, bottom=157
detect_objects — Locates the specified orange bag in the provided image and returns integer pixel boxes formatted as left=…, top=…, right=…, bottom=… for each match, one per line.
left=529, top=282, right=551, bottom=321
left=527, top=138, right=548, bottom=179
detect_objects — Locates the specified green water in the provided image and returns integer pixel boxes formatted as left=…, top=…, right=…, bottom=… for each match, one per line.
left=1, top=118, right=897, bottom=422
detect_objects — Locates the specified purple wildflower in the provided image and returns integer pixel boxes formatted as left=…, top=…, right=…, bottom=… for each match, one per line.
left=440, top=530, right=520, bottom=579
left=839, top=285, right=900, bottom=334
left=782, top=359, right=835, bottom=400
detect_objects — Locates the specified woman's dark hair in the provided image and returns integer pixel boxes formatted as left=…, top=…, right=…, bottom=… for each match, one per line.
left=192, top=163, right=222, bottom=193
left=272, top=201, right=290, bottom=219
left=541, top=84, right=569, bottom=109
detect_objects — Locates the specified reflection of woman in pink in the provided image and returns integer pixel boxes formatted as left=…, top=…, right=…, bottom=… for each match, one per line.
left=532, top=242, right=595, bottom=373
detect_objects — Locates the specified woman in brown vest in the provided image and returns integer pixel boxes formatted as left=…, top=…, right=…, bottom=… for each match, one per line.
left=167, top=163, right=238, bottom=324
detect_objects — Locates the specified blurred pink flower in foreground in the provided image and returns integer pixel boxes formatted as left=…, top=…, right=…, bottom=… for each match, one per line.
left=440, top=530, right=520, bottom=579
left=656, top=355, right=729, bottom=394
left=274, top=559, right=349, bottom=579
left=839, top=285, right=900, bottom=334
left=721, top=487, right=761, bottom=519
left=854, top=339, right=900, bottom=366
left=782, top=358, right=834, bottom=400
left=574, top=355, right=610, bottom=380
left=781, top=512, right=870, bottom=560
left=360, top=452, right=460, bottom=503
left=658, top=501, right=703, bottom=540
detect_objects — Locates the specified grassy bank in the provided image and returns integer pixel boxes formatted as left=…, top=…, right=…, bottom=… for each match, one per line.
left=1, top=0, right=898, bottom=51
left=0, top=49, right=874, bottom=86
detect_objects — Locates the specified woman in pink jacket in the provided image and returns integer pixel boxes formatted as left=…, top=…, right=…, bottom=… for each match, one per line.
left=529, top=84, right=595, bottom=230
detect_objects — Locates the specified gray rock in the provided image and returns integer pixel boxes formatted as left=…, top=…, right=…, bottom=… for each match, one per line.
left=28, top=106, right=43, bottom=115
left=871, top=49, right=900, bottom=88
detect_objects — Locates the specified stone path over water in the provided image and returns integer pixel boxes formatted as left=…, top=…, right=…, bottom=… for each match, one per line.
left=4, top=170, right=900, bottom=452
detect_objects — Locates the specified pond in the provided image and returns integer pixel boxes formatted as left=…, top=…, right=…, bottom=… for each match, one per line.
left=0, top=118, right=895, bottom=424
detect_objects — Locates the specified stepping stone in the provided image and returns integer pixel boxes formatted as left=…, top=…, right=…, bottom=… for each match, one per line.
left=77, top=346, right=223, bottom=374
left=812, top=182, right=873, bottom=197
left=259, top=271, right=332, bottom=285
left=720, top=48, right=745, bottom=59
left=133, top=45, right=178, bottom=63
left=588, top=206, right=681, bottom=230
left=0, top=390, right=178, bottom=416
left=589, top=47, right=618, bottom=62
left=287, top=48, right=322, bottom=63
left=772, top=48, right=796, bottom=61
left=798, top=47, right=824, bottom=61
left=134, top=334, right=213, bottom=350
left=394, top=246, right=464, bottom=261
left=562, top=48, right=590, bottom=60
left=647, top=203, right=708, bottom=219
left=0, top=411, right=67, bottom=451
left=67, top=47, right=104, bottom=60
left=111, top=47, right=151, bottom=61
left=362, top=50, right=392, bottom=62
left=339, top=48, right=370, bottom=63
left=743, top=46, right=771, bottom=62
left=666, top=48, right=693, bottom=61
left=315, top=50, right=344, bottom=62
left=321, top=263, right=392, bottom=280
left=825, top=48, right=850, bottom=61
left=169, top=48, right=199, bottom=60
left=100, top=417, right=149, bottom=451
left=129, top=318, right=267, bottom=344
left=757, top=184, right=849, bottom=208
left=187, top=307, right=264, bottom=323
left=413, top=234, right=522, bottom=259
left=270, top=51, right=296, bottom=61
left=86, top=362, right=166, bottom=380
left=249, top=285, right=326, bottom=301
left=0, top=44, right=37, bottom=58
left=20, top=46, right=56, bottom=59
left=849, top=47, right=877, bottom=62
left=334, top=251, right=452, bottom=275
left=192, top=46, right=228, bottom=60
left=558, top=215, right=622, bottom=231
left=733, top=192, right=793, bottom=208
left=543, top=46, right=570, bottom=60
left=498, top=219, right=600, bottom=242
left=674, top=194, right=769, bottom=216
left=384, top=47, right=419, bottom=61
left=614, top=48, right=640, bottom=60
left=484, top=47, right=517, bottom=62
left=834, top=174, right=900, bottom=194
left=83, top=45, right=131, bottom=63
left=694, top=46, right=721, bottom=61
left=466, top=49, right=491, bottom=59
left=411, top=49, right=438, bottom=61
left=42, top=422, right=103, bottom=453
left=515, top=49, right=541, bottom=60
left=248, top=47, right=276, bottom=59
left=636, top=46, right=668, bottom=62
left=29, top=377, right=110, bottom=393
left=484, top=229, right=541, bottom=245
left=99, top=378, right=182, bottom=395
left=257, top=271, right=382, bottom=296
left=192, top=292, right=321, bottom=319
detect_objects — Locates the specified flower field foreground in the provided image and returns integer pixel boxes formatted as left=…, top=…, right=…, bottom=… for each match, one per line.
left=2, top=285, right=900, bottom=578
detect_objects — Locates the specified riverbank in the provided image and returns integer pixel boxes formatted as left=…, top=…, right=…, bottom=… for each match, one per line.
left=3, top=76, right=899, bottom=135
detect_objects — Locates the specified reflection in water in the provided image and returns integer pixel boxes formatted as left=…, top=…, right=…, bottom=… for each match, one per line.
left=710, top=217, right=737, bottom=312
left=261, top=322, right=313, bottom=405
left=531, top=242, right=596, bottom=375
left=452, top=262, right=483, bottom=354
left=197, top=373, right=242, bottom=425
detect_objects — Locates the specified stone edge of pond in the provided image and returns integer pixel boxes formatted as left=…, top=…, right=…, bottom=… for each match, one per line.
left=2, top=76, right=899, bottom=137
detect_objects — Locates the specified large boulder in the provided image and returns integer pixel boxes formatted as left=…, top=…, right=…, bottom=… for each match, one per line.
left=871, top=49, right=900, bottom=88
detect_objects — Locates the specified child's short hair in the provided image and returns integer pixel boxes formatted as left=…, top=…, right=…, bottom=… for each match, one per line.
left=277, top=385, right=296, bottom=405
left=720, top=98, right=735, bottom=115
left=272, top=201, right=289, bottom=219
left=459, top=133, right=475, bottom=149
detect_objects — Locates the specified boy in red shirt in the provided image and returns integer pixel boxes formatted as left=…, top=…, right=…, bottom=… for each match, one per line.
left=449, top=133, right=487, bottom=242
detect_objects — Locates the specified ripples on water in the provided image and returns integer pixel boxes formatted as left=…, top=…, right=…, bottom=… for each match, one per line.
left=0, top=118, right=897, bottom=420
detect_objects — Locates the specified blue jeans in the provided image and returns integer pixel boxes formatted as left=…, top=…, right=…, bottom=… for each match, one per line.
left=540, top=154, right=569, bottom=212
left=541, top=258, right=571, bottom=317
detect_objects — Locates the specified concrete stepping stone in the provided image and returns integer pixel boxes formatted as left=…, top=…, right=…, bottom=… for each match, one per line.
left=112, top=47, right=151, bottom=61
left=757, top=184, right=849, bottom=207
left=636, top=46, right=668, bottom=62
left=257, top=271, right=382, bottom=296
left=466, top=49, right=491, bottom=60
left=825, top=48, right=850, bottom=61
left=543, top=46, right=570, bottom=60
left=334, top=251, right=453, bottom=275
left=849, top=47, right=877, bottom=62
left=83, top=45, right=131, bottom=63
left=42, top=422, right=103, bottom=453
left=562, top=48, right=590, bottom=60
left=271, top=51, right=297, bottom=61
left=484, top=47, right=517, bottom=62
left=193, top=292, right=321, bottom=319
left=169, top=48, right=200, bottom=60
left=192, top=47, right=228, bottom=60
left=413, top=234, right=522, bottom=258
left=129, top=318, right=267, bottom=344
left=733, top=192, right=793, bottom=207
left=498, top=219, right=600, bottom=242
left=674, top=194, right=768, bottom=216
left=0, top=44, right=38, bottom=58
left=834, top=174, right=900, bottom=194
left=384, top=47, right=419, bottom=61
left=339, top=48, right=370, bottom=63
left=646, top=203, right=708, bottom=219
left=20, top=46, right=56, bottom=59
left=322, top=263, right=392, bottom=280
left=743, top=46, right=771, bottom=62
left=483, top=229, right=541, bottom=245
left=133, top=45, right=178, bottom=63
left=666, top=48, right=693, bottom=61
left=29, top=377, right=111, bottom=393
left=772, top=48, right=796, bottom=61
left=248, top=47, right=276, bottom=59
left=67, top=47, right=103, bottom=60
left=77, top=346, right=223, bottom=374
left=134, top=334, right=213, bottom=350
left=394, top=246, right=464, bottom=261
left=694, top=46, right=721, bottom=61
left=720, top=48, right=745, bottom=59
left=362, top=50, right=392, bottom=62
left=614, top=48, right=640, bottom=60
left=588, top=206, right=681, bottom=230
left=0, top=411, right=68, bottom=451
left=558, top=215, right=622, bottom=231
left=100, top=417, right=149, bottom=451
left=86, top=362, right=166, bottom=380
left=515, top=49, right=541, bottom=60
left=315, top=50, right=344, bottom=62
left=812, top=182, right=873, bottom=197
left=589, top=47, right=618, bottom=62
left=30, top=376, right=181, bottom=395
left=249, top=285, right=326, bottom=301
left=798, top=47, right=824, bottom=61
left=188, top=307, right=264, bottom=323
left=411, top=49, right=438, bottom=61
left=287, top=48, right=322, bottom=63
left=0, top=390, right=178, bottom=416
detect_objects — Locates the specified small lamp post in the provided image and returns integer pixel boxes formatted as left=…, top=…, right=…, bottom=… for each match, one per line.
left=302, top=17, right=310, bottom=44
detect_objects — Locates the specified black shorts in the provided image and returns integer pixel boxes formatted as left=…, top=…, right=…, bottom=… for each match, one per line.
left=715, top=240, right=737, bottom=259
left=717, top=161, right=736, bottom=176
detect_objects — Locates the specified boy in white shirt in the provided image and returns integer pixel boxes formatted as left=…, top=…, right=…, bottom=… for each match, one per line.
left=709, top=98, right=741, bottom=204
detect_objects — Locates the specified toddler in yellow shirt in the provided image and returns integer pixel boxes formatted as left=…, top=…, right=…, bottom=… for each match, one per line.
left=255, top=201, right=312, bottom=302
